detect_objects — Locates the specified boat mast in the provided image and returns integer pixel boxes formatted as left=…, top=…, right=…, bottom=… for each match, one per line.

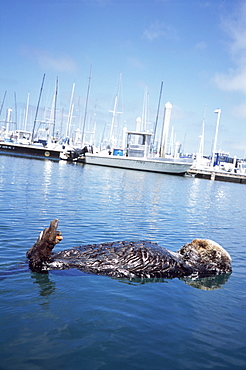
left=32, top=73, right=46, bottom=142
left=141, top=86, right=150, bottom=132
left=198, top=104, right=207, bottom=158
left=152, top=80, right=163, bottom=151
left=159, top=102, right=172, bottom=158
left=47, top=77, right=58, bottom=140
left=0, top=90, right=7, bottom=119
left=14, top=92, right=17, bottom=128
left=109, top=72, right=122, bottom=148
left=81, top=64, right=92, bottom=146
left=5, top=108, right=12, bottom=136
left=23, top=92, right=30, bottom=131
left=211, top=109, right=221, bottom=167
left=53, top=77, right=58, bottom=138
left=66, top=83, right=75, bottom=139
left=90, top=100, right=97, bottom=145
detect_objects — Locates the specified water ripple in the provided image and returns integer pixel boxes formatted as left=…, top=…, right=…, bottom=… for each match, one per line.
left=1, top=156, right=246, bottom=369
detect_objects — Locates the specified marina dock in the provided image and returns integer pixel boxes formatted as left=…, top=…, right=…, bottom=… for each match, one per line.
left=188, top=168, right=246, bottom=184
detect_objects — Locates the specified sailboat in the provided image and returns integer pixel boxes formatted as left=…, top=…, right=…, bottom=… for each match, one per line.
left=0, top=75, right=63, bottom=161
left=72, top=81, right=192, bottom=175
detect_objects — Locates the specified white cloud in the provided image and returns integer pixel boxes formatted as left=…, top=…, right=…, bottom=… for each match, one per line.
left=214, top=1, right=246, bottom=93
left=225, top=4, right=246, bottom=56
left=143, top=21, right=177, bottom=41
left=214, top=66, right=246, bottom=93
left=231, top=100, right=246, bottom=119
left=20, top=45, right=77, bottom=72
left=38, top=53, right=77, bottom=72
left=195, top=41, right=207, bottom=51
left=127, top=56, right=144, bottom=70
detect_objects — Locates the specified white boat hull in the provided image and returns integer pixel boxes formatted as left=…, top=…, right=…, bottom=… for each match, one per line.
left=84, top=153, right=192, bottom=175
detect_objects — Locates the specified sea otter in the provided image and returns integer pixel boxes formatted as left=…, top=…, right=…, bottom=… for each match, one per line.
left=26, top=219, right=232, bottom=279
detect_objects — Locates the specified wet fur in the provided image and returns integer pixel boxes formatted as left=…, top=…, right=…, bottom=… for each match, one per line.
left=49, top=241, right=194, bottom=279
left=177, top=239, right=232, bottom=276
left=26, top=219, right=61, bottom=272
left=27, top=219, right=232, bottom=278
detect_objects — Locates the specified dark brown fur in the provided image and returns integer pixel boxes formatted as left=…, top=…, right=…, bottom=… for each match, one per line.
left=26, top=219, right=61, bottom=272
left=26, top=219, right=232, bottom=278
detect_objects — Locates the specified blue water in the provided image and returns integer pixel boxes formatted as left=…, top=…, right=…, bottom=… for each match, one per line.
left=0, top=155, right=246, bottom=370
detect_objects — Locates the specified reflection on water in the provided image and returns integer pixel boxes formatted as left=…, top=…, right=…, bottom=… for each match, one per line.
left=42, top=160, right=53, bottom=193
left=31, top=272, right=56, bottom=297
left=181, top=273, right=231, bottom=290
left=113, top=274, right=231, bottom=289
left=1, top=156, right=246, bottom=370
left=30, top=268, right=231, bottom=292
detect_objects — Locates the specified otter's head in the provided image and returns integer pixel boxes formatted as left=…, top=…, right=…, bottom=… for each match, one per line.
left=177, top=239, right=232, bottom=276
left=27, top=219, right=63, bottom=272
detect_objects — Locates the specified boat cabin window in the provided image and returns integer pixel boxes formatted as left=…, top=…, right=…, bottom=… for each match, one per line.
left=15, top=130, right=32, bottom=141
left=127, top=133, right=151, bottom=146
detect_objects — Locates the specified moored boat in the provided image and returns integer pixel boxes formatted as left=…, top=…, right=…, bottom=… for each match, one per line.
left=84, top=152, right=192, bottom=175
left=0, top=141, right=62, bottom=161
left=69, top=130, right=192, bottom=175
left=0, top=130, right=62, bottom=161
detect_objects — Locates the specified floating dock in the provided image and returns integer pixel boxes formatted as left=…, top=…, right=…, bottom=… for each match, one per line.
left=188, top=168, right=246, bottom=184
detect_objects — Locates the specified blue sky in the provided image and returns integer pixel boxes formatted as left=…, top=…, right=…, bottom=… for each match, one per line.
left=1, top=0, right=246, bottom=156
